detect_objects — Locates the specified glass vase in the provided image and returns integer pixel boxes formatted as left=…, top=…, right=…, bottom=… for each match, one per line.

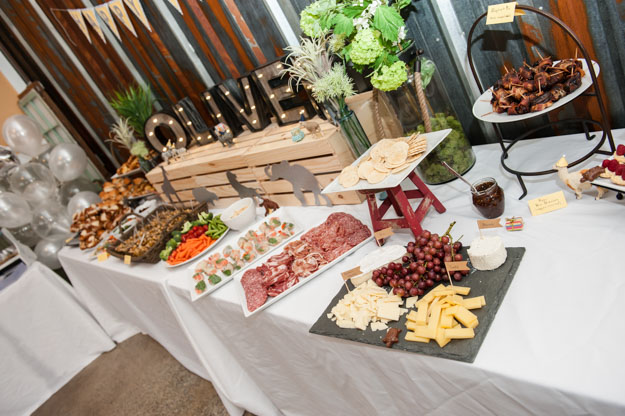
left=338, top=110, right=371, bottom=158
left=378, top=55, right=475, bottom=184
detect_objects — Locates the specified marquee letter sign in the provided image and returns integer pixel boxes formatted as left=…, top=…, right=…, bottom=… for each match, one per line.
left=144, top=112, right=188, bottom=152
left=216, top=77, right=271, bottom=132
left=174, top=97, right=214, bottom=146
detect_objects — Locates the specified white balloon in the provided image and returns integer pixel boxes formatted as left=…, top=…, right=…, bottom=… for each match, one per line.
left=59, top=177, right=100, bottom=205
left=2, top=115, right=47, bottom=157
left=67, top=191, right=101, bottom=216
left=7, top=223, right=39, bottom=247
left=35, top=237, right=65, bottom=269
left=31, top=199, right=72, bottom=239
left=49, top=143, right=88, bottom=182
left=0, top=192, right=33, bottom=227
left=9, top=162, right=57, bottom=204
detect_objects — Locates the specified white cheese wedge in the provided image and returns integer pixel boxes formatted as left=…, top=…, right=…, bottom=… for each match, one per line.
left=467, top=236, right=507, bottom=271
left=350, top=245, right=407, bottom=287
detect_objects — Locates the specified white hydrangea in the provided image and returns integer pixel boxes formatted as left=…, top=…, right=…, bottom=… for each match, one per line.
left=398, top=25, right=406, bottom=41
left=354, top=16, right=370, bottom=31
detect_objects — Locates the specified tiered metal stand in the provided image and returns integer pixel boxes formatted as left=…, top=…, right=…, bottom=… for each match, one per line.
left=467, top=5, right=616, bottom=199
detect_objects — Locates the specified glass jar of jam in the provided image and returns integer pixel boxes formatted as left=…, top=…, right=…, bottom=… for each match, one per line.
left=471, top=177, right=505, bottom=219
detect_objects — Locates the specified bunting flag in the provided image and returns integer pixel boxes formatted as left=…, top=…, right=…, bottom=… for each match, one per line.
left=67, top=9, right=91, bottom=43
left=167, top=0, right=183, bottom=15
left=123, top=0, right=152, bottom=32
left=95, top=3, right=122, bottom=42
left=108, top=0, right=138, bottom=37
left=82, top=8, right=106, bottom=43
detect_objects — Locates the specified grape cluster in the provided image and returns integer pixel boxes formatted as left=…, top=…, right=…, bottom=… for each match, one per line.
left=372, top=229, right=468, bottom=298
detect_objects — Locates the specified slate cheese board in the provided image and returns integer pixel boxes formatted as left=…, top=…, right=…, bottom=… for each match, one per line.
left=309, top=247, right=525, bottom=363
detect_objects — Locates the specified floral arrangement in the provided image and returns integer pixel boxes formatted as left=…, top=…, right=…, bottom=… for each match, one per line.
left=299, top=0, right=412, bottom=91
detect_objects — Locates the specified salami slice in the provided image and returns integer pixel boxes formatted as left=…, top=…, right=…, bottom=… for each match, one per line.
left=267, top=274, right=299, bottom=297
left=241, top=269, right=267, bottom=312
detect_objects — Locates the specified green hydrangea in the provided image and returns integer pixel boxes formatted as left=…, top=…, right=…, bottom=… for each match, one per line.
left=130, top=140, right=149, bottom=159
left=350, top=28, right=383, bottom=65
left=328, top=33, right=346, bottom=54
left=371, top=61, right=408, bottom=91
left=300, top=0, right=335, bottom=37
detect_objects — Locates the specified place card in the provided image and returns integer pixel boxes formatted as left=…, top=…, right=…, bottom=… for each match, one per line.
left=445, top=261, right=470, bottom=272
left=124, top=255, right=132, bottom=265
left=528, top=191, right=567, bottom=216
left=486, top=2, right=517, bottom=25
left=374, top=227, right=394, bottom=242
left=341, top=266, right=362, bottom=281
left=477, top=218, right=502, bottom=229
left=97, top=252, right=108, bottom=262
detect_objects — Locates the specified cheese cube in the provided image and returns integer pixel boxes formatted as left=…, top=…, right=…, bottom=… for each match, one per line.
left=451, top=286, right=471, bottom=295
left=405, top=331, right=430, bottom=343
left=444, top=327, right=475, bottom=339
left=452, top=306, right=478, bottom=328
left=439, top=313, right=454, bottom=329
left=443, top=305, right=459, bottom=316
left=463, top=296, right=485, bottom=310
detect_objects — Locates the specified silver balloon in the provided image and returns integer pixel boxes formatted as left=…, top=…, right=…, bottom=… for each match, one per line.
left=59, top=177, right=100, bottom=205
left=2, top=115, right=47, bottom=157
left=35, top=236, right=65, bottom=269
left=31, top=199, right=72, bottom=239
left=49, top=143, right=87, bottom=182
left=8, top=223, right=40, bottom=248
left=67, top=191, right=101, bottom=216
left=0, top=192, right=33, bottom=228
left=9, top=162, right=57, bottom=204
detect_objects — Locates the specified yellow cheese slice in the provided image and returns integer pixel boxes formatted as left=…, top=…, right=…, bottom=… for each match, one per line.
left=444, top=327, right=475, bottom=339
left=415, top=301, right=428, bottom=325
left=439, top=313, right=454, bottom=329
left=463, top=297, right=484, bottom=309
left=435, top=326, right=451, bottom=348
left=406, top=310, right=419, bottom=322
left=451, top=286, right=471, bottom=295
left=405, top=331, right=430, bottom=343
left=414, top=325, right=436, bottom=339
left=452, top=306, right=478, bottom=328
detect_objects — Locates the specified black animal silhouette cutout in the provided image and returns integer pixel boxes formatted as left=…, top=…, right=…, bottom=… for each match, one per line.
left=226, top=171, right=263, bottom=200
left=191, top=187, right=219, bottom=206
left=160, top=166, right=182, bottom=205
left=264, top=160, right=332, bottom=206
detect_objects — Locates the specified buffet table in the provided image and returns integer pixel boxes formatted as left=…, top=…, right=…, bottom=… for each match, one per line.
left=0, top=262, right=115, bottom=416
left=61, top=129, right=625, bottom=415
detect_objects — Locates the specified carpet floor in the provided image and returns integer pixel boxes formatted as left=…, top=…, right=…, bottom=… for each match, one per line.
left=33, top=334, right=251, bottom=416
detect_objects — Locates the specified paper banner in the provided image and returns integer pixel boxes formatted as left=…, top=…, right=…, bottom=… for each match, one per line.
left=123, top=0, right=152, bottom=32
left=167, top=0, right=183, bottom=15
left=67, top=9, right=91, bottom=43
left=108, top=0, right=138, bottom=37
left=82, top=8, right=106, bottom=43
left=95, top=4, right=121, bottom=41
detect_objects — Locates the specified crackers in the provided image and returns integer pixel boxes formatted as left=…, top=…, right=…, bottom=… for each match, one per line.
left=337, top=133, right=427, bottom=188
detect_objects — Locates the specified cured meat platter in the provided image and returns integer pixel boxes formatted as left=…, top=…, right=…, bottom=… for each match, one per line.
left=309, top=248, right=525, bottom=363
left=472, top=59, right=598, bottom=123
left=234, top=212, right=373, bottom=317
left=188, top=208, right=302, bottom=301
left=322, top=129, right=451, bottom=193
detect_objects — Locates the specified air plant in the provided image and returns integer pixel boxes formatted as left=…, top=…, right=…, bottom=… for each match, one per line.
left=107, top=117, right=135, bottom=151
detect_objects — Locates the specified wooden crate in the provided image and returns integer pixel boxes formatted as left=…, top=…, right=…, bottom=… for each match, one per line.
left=145, top=118, right=364, bottom=208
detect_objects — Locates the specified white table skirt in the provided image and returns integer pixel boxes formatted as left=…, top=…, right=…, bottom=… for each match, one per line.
left=0, top=262, right=115, bottom=416
left=61, top=129, right=625, bottom=415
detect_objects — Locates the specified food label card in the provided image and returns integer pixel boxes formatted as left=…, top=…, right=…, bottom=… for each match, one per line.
left=124, top=255, right=132, bottom=265
left=477, top=218, right=502, bottom=229
left=445, top=261, right=470, bottom=272
left=341, top=266, right=362, bottom=281
left=528, top=191, right=567, bottom=216
left=486, top=2, right=517, bottom=25
left=374, top=227, right=394, bottom=242
left=97, top=252, right=109, bottom=262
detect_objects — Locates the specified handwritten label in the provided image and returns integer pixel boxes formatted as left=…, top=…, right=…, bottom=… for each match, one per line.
left=528, top=191, right=567, bottom=216
left=97, top=252, right=109, bottom=262
left=341, top=266, right=362, bottom=281
left=124, top=255, right=132, bottom=265
left=477, top=218, right=502, bottom=229
left=445, top=261, right=470, bottom=272
left=374, top=227, right=394, bottom=242
left=486, top=2, right=517, bottom=25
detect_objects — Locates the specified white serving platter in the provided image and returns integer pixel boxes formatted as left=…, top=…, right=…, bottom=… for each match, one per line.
left=322, top=129, right=451, bottom=194
left=188, top=208, right=303, bottom=302
left=111, top=168, right=142, bottom=179
left=165, top=228, right=230, bottom=268
left=234, top=217, right=373, bottom=317
left=592, top=176, right=625, bottom=194
left=472, top=59, right=599, bottom=123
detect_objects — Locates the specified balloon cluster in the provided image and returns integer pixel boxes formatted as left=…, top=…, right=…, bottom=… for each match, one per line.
left=0, top=115, right=102, bottom=269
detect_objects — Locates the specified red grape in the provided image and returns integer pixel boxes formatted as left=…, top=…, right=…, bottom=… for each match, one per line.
left=433, top=258, right=441, bottom=266
left=453, top=272, right=462, bottom=281
left=428, top=247, right=437, bottom=256
left=375, top=277, right=383, bottom=286
left=407, top=242, right=415, bottom=248
left=419, top=238, right=428, bottom=246
left=461, top=270, right=469, bottom=276
left=411, top=273, right=419, bottom=281
left=416, top=289, right=425, bottom=296
left=454, top=253, right=463, bottom=261
left=426, top=261, right=434, bottom=270
left=431, top=233, right=439, bottom=241
left=433, top=265, right=441, bottom=273
left=409, top=262, right=418, bottom=272
left=402, top=256, right=409, bottom=263
left=372, top=270, right=380, bottom=278
left=417, top=281, right=427, bottom=289
left=440, top=268, right=446, bottom=276
left=433, top=241, right=442, bottom=250
left=425, top=279, right=434, bottom=287
left=434, top=274, right=443, bottom=282
left=421, top=230, right=431, bottom=239
left=393, top=287, right=400, bottom=295
left=444, top=255, right=452, bottom=263
left=443, top=244, right=451, bottom=253
left=435, top=251, right=445, bottom=260
left=425, top=254, right=433, bottom=262
left=417, top=252, right=425, bottom=261
left=453, top=242, right=462, bottom=251
left=427, top=241, right=434, bottom=248
left=406, top=246, right=414, bottom=255
left=381, top=267, right=388, bottom=274
left=441, top=236, right=450, bottom=244
left=404, top=281, right=413, bottom=291
left=409, top=287, right=419, bottom=297
left=389, top=279, right=398, bottom=288
left=417, top=265, right=426, bottom=275
left=427, top=270, right=435, bottom=279
left=414, top=247, right=422, bottom=254
left=396, top=288, right=406, bottom=297
left=401, top=267, right=409, bottom=276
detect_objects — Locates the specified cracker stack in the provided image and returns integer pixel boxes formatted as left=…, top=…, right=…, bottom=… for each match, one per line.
left=338, top=133, right=427, bottom=188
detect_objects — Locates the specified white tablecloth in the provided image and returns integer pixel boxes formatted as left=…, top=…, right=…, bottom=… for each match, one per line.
left=0, top=262, right=115, bottom=416
left=165, top=129, right=625, bottom=415
left=60, top=129, right=625, bottom=415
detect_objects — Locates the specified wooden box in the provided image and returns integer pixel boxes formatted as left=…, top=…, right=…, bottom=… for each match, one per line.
left=145, top=118, right=364, bottom=208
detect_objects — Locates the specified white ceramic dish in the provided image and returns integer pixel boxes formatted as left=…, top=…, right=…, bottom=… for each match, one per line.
left=592, top=176, right=625, bottom=193
left=472, top=60, right=599, bottom=123
left=165, top=228, right=230, bottom=268
left=221, top=198, right=256, bottom=230
left=322, top=129, right=451, bottom=194
left=188, top=208, right=302, bottom=301
left=234, top=218, right=373, bottom=317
